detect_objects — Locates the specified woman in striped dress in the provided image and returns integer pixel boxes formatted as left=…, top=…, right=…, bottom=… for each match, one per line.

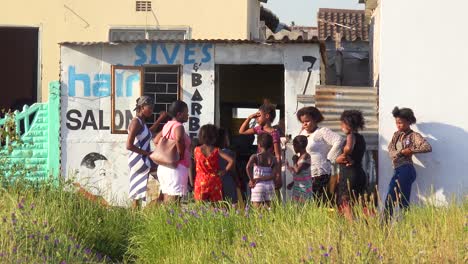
left=126, top=96, right=167, bottom=208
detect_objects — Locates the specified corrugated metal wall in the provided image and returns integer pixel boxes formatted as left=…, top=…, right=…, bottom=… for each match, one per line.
left=315, top=85, right=378, bottom=150
left=315, top=85, right=379, bottom=189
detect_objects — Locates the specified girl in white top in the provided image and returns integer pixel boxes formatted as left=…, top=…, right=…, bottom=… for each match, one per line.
left=296, top=106, right=344, bottom=203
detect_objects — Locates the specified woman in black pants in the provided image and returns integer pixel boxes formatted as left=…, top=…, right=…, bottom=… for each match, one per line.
left=297, top=107, right=344, bottom=204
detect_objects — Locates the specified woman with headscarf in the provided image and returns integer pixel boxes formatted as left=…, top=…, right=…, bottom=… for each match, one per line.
left=126, top=96, right=167, bottom=208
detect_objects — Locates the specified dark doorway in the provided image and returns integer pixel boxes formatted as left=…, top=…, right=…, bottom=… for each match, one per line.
left=0, top=27, right=39, bottom=112
left=216, top=64, right=285, bottom=135
left=215, top=64, right=285, bottom=199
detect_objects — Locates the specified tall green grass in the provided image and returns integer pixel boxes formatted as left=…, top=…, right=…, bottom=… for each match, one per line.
left=0, top=180, right=137, bottom=263
left=128, top=200, right=467, bottom=263
left=0, top=180, right=466, bottom=263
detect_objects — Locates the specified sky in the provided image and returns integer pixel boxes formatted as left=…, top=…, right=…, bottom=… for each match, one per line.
left=263, top=0, right=364, bottom=26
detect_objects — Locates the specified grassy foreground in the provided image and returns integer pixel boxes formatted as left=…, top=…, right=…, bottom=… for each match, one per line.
left=0, top=181, right=466, bottom=263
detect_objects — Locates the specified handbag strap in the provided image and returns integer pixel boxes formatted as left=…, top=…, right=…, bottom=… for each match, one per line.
left=163, top=122, right=179, bottom=139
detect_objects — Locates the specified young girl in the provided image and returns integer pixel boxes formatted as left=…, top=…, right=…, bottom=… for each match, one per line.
left=385, top=107, right=432, bottom=217
left=239, top=103, right=282, bottom=190
left=246, top=133, right=278, bottom=208
left=216, top=128, right=241, bottom=206
left=335, top=110, right=367, bottom=220
left=286, top=135, right=313, bottom=203
left=194, top=124, right=235, bottom=202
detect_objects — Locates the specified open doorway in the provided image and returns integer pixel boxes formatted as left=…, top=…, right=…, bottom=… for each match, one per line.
left=216, top=64, right=285, bottom=137
left=215, top=64, right=285, bottom=199
left=0, top=27, right=39, bottom=112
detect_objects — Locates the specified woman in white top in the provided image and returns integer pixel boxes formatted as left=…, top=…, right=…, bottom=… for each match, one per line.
left=297, top=106, right=344, bottom=203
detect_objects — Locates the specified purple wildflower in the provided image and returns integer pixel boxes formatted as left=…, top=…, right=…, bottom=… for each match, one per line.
left=75, top=244, right=81, bottom=250
left=169, top=209, right=175, bottom=215
left=0, top=252, right=4, bottom=257
left=379, top=255, right=383, bottom=260
left=12, top=247, right=17, bottom=253
left=44, top=235, right=49, bottom=241
left=67, top=245, right=71, bottom=252
left=96, top=253, right=103, bottom=261
left=373, top=248, right=378, bottom=253
left=11, top=219, right=17, bottom=225
left=183, top=219, right=188, bottom=224
left=250, top=242, right=257, bottom=248
left=357, top=251, right=361, bottom=257
left=28, top=234, right=35, bottom=239
left=54, top=239, right=59, bottom=247
left=84, top=248, right=92, bottom=255
left=60, top=261, right=66, bottom=264
left=323, top=253, right=329, bottom=257
left=308, top=246, right=313, bottom=252
left=242, top=236, right=247, bottom=242
left=248, top=253, right=253, bottom=258
left=368, top=242, right=372, bottom=248
left=176, top=223, right=182, bottom=230
left=30, top=203, right=35, bottom=210
left=320, top=245, right=325, bottom=250
left=329, top=246, right=333, bottom=252
left=166, top=219, right=172, bottom=225
left=17, top=203, right=24, bottom=210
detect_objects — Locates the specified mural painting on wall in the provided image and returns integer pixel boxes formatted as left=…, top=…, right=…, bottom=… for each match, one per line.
left=61, top=43, right=214, bottom=204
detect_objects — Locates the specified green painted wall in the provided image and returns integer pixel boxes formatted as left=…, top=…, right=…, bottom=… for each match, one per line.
left=0, top=81, right=60, bottom=181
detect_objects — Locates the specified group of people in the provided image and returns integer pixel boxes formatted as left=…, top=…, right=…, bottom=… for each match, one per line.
left=127, top=96, right=432, bottom=219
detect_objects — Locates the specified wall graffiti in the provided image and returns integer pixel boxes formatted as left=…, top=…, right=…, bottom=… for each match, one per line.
left=189, top=62, right=204, bottom=139
left=133, top=43, right=213, bottom=66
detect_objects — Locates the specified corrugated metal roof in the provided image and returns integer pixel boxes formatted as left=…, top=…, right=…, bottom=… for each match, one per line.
left=266, top=28, right=321, bottom=42
left=59, top=38, right=321, bottom=46
left=315, top=85, right=378, bottom=150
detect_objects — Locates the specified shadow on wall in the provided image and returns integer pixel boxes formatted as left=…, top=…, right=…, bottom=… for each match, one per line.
left=414, top=122, right=468, bottom=205
left=380, top=122, right=468, bottom=207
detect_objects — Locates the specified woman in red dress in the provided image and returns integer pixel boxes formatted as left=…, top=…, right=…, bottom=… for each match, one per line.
left=194, top=125, right=235, bottom=202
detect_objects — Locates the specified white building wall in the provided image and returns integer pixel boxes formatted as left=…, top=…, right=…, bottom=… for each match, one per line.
left=60, top=42, right=321, bottom=205
left=379, top=0, right=468, bottom=205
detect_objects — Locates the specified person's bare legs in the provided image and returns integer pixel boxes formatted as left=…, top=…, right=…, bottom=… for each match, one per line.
left=163, top=194, right=181, bottom=205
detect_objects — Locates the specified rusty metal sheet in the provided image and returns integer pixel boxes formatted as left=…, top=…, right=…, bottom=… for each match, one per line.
left=315, top=85, right=378, bottom=150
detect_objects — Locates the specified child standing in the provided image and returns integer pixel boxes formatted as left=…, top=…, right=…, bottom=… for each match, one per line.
left=286, top=135, right=313, bottom=203
left=335, top=110, right=367, bottom=220
left=385, top=107, right=432, bottom=218
left=246, top=133, right=278, bottom=208
left=216, top=128, right=241, bottom=206
left=194, top=124, right=235, bottom=202
left=239, top=103, right=282, bottom=190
